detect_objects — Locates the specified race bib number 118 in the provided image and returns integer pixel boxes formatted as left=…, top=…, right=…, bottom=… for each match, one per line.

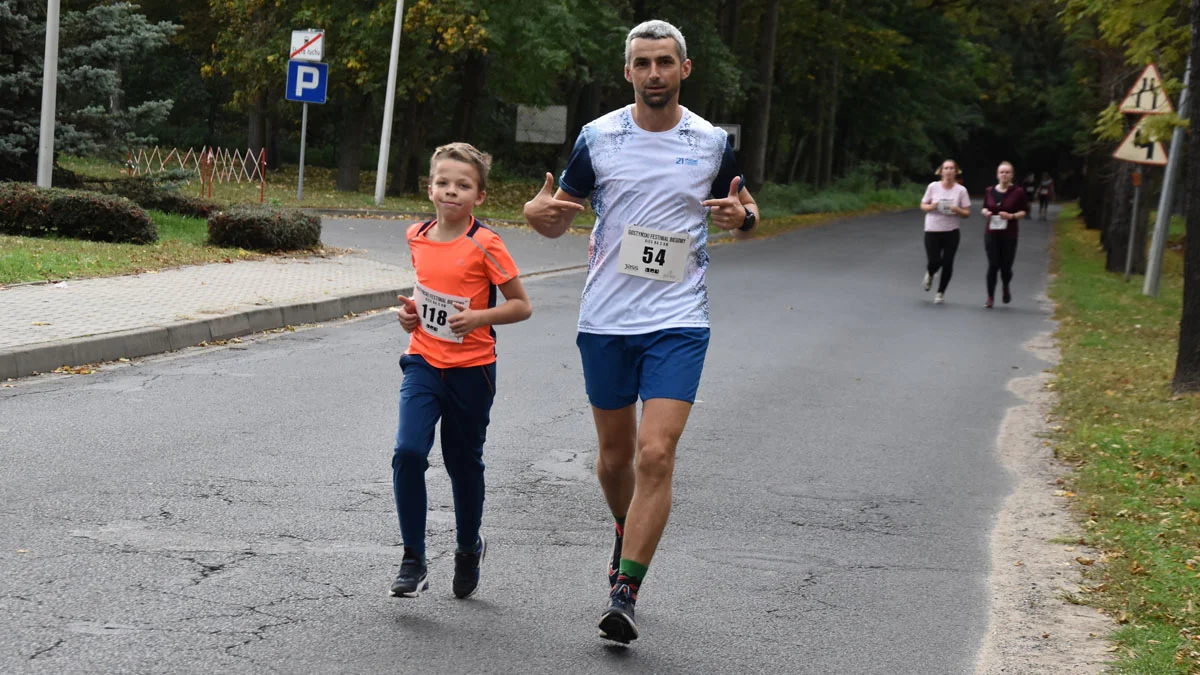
left=413, top=282, right=468, bottom=343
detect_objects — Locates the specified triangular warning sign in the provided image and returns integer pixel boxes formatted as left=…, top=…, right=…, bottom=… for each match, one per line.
left=1119, top=64, right=1174, bottom=115
left=1113, top=115, right=1168, bottom=166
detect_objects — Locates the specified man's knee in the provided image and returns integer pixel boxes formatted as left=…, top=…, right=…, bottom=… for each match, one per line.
left=635, top=440, right=676, bottom=483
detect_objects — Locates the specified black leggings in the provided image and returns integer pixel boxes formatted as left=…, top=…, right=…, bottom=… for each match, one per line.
left=924, top=230, right=961, bottom=293
left=985, top=233, right=1018, bottom=297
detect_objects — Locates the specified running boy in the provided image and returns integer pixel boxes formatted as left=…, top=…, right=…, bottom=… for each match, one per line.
left=389, top=142, right=532, bottom=599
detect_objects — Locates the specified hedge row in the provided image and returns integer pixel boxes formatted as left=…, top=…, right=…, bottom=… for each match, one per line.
left=0, top=182, right=158, bottom=244
left=207, top=205, right=321, bottom=252
left=81, top=174, right=220, bottom=219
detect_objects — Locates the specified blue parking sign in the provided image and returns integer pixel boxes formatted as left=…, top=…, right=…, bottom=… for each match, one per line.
left=286, top=60, right=328, bottom=104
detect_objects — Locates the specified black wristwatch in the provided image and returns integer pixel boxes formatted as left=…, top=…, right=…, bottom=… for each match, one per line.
left=737, top=206, right=757, bottom=232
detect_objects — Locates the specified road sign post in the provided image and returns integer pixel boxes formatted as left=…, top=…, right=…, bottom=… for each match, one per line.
left=1145, top=58, right=1190, bottom=297
left=1112, top=63, right=1173, bottom=283
left=1125, top=170, right=1142, bottom=282
left=285, top=39, right=327, bottom=203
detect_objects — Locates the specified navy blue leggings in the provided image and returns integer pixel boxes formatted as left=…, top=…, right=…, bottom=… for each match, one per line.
left=392, top=354, right=495, bottom=555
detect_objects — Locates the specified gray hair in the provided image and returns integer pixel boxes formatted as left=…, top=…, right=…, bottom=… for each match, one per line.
left=624, top=20, right=687, bottom=65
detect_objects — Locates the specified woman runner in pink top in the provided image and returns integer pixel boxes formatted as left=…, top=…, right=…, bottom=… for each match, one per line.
left=919, top=159, right=971, bottom=304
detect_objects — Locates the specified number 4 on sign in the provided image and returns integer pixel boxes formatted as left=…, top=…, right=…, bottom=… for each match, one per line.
left=1113, top=116, right=1168, bottom=166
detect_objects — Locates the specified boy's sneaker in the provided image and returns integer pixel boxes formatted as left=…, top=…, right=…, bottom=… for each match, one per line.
left=598, top=583, right=639, bottom=644
left=388, top=548, right=428, bottom=598
left=923, top=272, right=932, bottom=292
left=607, top=524, right=623, bottom=588
left=452, top=536, right=487, bottom=599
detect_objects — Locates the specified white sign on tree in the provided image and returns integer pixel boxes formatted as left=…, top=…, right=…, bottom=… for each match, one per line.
left=290, top=30, right=324, bottom=62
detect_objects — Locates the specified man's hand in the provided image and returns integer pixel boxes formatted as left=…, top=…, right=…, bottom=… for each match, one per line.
left=448, top=301, right=482, bottom=337
left=397, top=296, right=419, bottom=333
left=702, top=177, right=747, bottom=231
left=524, top=173, right=584, bottom=236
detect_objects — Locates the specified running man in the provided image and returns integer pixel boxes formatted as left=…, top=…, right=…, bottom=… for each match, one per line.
left=522, top=19, right=759, bottom=644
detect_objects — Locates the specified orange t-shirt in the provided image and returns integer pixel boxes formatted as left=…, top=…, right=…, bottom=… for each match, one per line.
left=405, top=218, right=520, bottom=369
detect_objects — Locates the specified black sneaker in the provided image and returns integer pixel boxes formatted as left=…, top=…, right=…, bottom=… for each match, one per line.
left=607, top=524, right=623, bottom=587
left=598, top=583, right=639, bottom=644
left=388, top=548, right=428, bottom=598
left=452, top=536, right=487, bottom=599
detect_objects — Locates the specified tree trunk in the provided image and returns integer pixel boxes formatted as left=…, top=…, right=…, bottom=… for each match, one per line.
left=1174, top=0, right=1200, bottom=391
left=336, top=94, right=370, bottom=192
left=743, top=0, right=779, bottom=192
left=786, top=132, right=808, bottom=184
left=248, top=89, right=267, bottom=159
left=1105, top=163, right=1151, bottom=275
left=388, top=99, right=431, bottom=196
left=819, top=0, right=845, bottom=186
left=453, top=53, right=487, bottom=142
left=1079, top=146, right=1108, bottom=230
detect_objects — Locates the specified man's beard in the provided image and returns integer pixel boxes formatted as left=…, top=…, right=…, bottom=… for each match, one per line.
left=638, top=83, right=676, bottom=109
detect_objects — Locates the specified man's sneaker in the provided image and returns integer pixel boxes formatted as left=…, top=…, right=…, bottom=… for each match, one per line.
left=923, top=272, right=932, bottom=292
left=607, top=524, right=623, bottom=588
left=984, top=296, right=994, bottom=309
left=598, top=583, right=639, bottom=644
left=388, top=548, right=429, bottom=598
left=934, top=292, right=945, bottom=305
left=1002, top=286, right=1012, bottom=304
left=452, top=536, right=487, bottom=599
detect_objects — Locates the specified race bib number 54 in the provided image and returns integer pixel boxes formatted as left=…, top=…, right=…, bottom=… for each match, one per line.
left=618, top=225, right=691, bottom=283
left=413, top=282, right=468, bottom=343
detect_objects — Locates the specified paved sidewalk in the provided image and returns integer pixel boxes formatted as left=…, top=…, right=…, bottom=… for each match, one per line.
left=1, top=254, right=415, bottom=380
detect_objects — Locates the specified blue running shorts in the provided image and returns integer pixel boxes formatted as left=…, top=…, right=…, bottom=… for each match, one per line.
left=576, top=328, right=710, bottom=410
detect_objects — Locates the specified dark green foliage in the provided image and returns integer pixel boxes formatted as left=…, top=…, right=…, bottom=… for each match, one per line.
left=82, top=175, right=219, bottom=218
left=0, top=182, right=158, bottom=243
left=207, top=206, right=321, bottom=252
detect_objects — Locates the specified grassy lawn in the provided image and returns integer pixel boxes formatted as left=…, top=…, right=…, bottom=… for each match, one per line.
left=0, top=211, right=255, bottom=285
left=1050, top=205, right=1200, bottom=673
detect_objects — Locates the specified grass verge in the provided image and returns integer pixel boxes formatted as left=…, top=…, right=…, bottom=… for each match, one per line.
left=0, top=211, right=255, bottom=285
left=1049, top=205, right=1200, bottom=673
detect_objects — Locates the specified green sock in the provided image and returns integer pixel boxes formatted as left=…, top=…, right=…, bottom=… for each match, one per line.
left=613, top=514, right=626, bottom=527
left=618, top=558, right=648, bottom=584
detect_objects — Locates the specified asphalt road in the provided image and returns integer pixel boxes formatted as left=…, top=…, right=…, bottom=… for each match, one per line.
left=0, top=207, right=1056, bottom=674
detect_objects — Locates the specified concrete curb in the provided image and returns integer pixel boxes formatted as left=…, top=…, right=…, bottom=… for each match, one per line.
left=1, top=285, right=413, bottom=381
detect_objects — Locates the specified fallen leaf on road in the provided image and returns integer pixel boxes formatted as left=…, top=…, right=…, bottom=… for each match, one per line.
left=1076, top=556, right=1094, bottom=566
left=31, top=321, right=51, bottom=326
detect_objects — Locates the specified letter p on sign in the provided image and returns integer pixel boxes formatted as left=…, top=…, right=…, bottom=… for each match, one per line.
left=286, top=60, right=328, bottom=105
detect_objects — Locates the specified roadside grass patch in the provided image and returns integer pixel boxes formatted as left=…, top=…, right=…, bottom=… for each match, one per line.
left=1, top=211, right=251, bottom=285
left=1050, top=205, right=1200, bottom=674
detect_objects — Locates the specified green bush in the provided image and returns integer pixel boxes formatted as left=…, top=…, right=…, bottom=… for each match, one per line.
left=207, top=205, right=321, bottom=252
left=82, top=174, right=220, bottom=218
left=0, top=182, right=158, bottom=243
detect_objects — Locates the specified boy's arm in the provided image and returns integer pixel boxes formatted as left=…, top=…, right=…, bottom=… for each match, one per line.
left=524, top=173, right=585, bottom=239
left=447, top=276, right=533, bottom=336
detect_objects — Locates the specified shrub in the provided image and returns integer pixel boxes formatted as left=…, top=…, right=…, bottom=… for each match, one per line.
left=0, top=182, right=158, bottom=243
left=82, top=175, right=220, bottom=218
left=207, top=205, right=321, bottom=252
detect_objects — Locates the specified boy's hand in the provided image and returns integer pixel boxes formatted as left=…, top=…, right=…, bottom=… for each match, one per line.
left=448, top=301, right=482, bottom=337
left=397, top=296, right=419, bottom=333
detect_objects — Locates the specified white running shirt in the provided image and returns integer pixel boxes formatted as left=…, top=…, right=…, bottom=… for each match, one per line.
left=560, top=105, right=744, bottom=334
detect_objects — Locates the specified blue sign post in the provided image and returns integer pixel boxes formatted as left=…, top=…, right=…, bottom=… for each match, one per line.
left=286, top=60, right=328, bottom=201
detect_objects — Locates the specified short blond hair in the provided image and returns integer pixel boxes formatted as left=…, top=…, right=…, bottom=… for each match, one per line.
left=935, top=159, right=961, bottom=177
left=429, top=142, right=492, bottom=192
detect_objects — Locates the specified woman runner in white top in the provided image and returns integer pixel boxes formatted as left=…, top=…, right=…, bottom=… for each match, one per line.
left=919, top=159, right=971, bottom=304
